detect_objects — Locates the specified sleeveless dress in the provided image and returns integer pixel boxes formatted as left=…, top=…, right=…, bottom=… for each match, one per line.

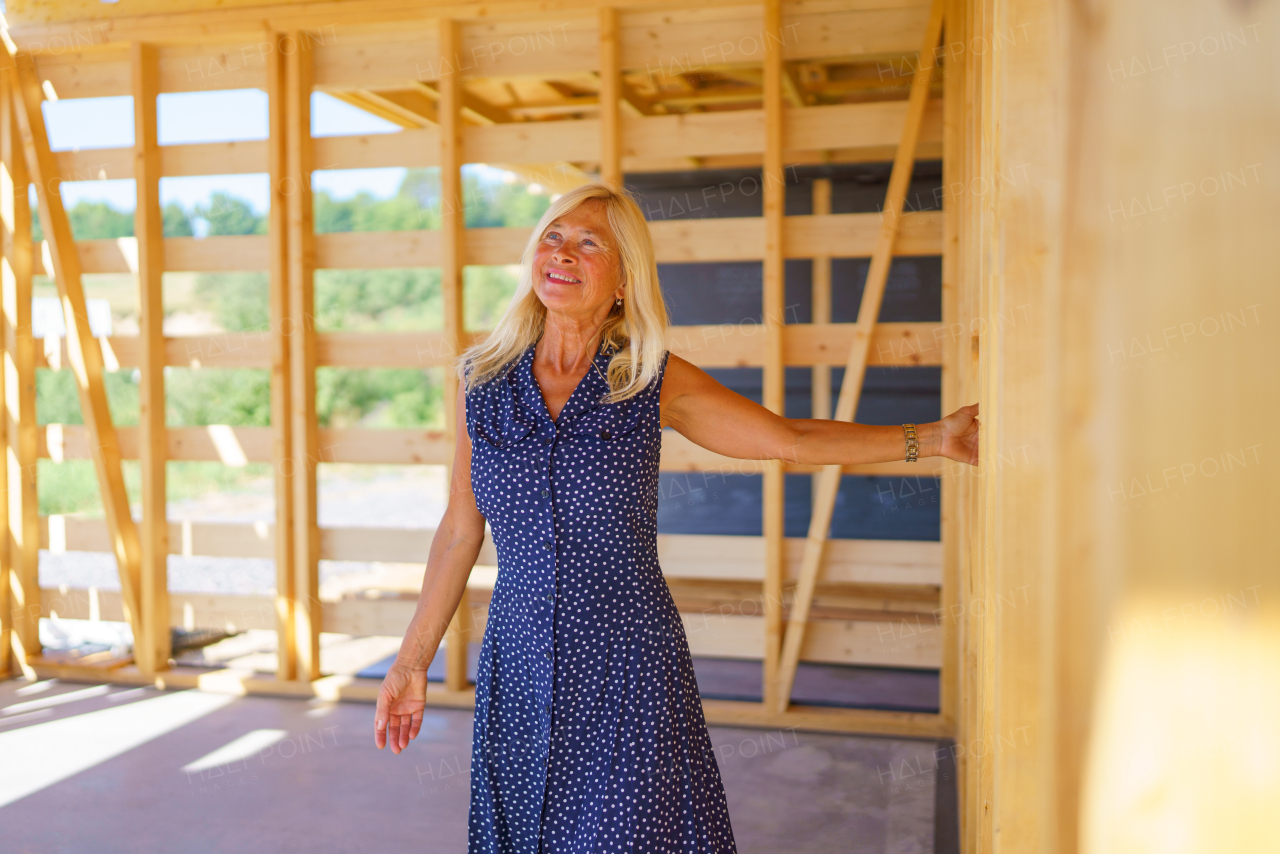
left=464, top=340, right=737, bottom=854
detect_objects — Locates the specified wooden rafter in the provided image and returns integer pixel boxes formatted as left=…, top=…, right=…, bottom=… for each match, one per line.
left=773, top=0, right=947, bottom=714
left=2, top=44, right=146, bottom=656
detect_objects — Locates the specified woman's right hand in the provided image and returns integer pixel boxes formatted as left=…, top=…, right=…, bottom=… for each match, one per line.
left=374, top=661, right=429, bottom=754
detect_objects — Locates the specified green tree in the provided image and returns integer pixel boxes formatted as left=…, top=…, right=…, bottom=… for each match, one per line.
left=196, top=192, right=266, bottom=236
left=166, top=368, right=272, bottom=427
left=163, top=202, right=194, bottom=237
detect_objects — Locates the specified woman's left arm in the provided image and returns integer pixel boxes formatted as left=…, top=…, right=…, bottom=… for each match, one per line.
left=660, top=353, right=980, bottom=466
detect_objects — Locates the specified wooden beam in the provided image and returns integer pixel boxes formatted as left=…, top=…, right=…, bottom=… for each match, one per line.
left=49, top=98, right=944, bottom=179
left=938, top=0, right=965, bottom=754
left=438, top=17, right=470, bottom=694
left=36, top=211, right=942, bottom=277
left=597, top=6, right=622, bottom=189
left=34, top=321, right=949, bottom=374
left=810, top=177, right=833, bottom=549
left=0, top=67, right=39, bottom=677
left=285, top=30, right=321, bottom=681
left=16, top=655, right=947, bottom=738
left=4, top=46, right=147, bottom=656
left=34, top=583, right=941, bottom=670
left=42, top=212, right=942, bottom=279
left=760, top=0, right=786, bottom=713
left=8, top=4, right=935, bottom=85
left=131, top=41, right=170, bottom=676
left=267, top=31, right=297, bottom=683
left=36, top=420, right=947, bottom=479
left=774, top=0, right=946, bottom=714
left=37, top=516, right=941, bottom=587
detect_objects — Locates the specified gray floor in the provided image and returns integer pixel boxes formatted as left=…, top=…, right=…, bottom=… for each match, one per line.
left=0, top=676, right=944, bottom=853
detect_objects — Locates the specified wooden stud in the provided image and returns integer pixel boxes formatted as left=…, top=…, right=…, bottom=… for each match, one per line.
left=267, top=31, right=298, bottom=682
left=810, top=178, right=832, bottom=516
left=0, top=72, right=39, bottom=677
left=438, top=17, right=471, bottom=693
left=760, top=0, right=786, bottom=713
left=597, top=6, right=622, bottom=190
left=4, top=47, right=147, bottom=656
left=773, top=0, right=946, bottom=714
left=286, top=30, right=321, bottom=681
left=0, top=249, right=6, bottom=675
left=0, top=78, right=7, bottom=677
left=939, top=0, right=966, bottom=754
left=961, top=0, right=994, bottom=847
left=131, top=42, right=170, bottom=676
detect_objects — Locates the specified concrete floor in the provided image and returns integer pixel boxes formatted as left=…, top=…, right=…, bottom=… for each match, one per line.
left=0, top=677, right=948, bottom=853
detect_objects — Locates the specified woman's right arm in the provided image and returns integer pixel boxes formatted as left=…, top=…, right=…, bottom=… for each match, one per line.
left=375, top=381, right=487, bottom=754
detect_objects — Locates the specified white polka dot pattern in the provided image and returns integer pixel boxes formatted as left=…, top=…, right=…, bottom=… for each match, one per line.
left=465, top=340, right=737, bottom=853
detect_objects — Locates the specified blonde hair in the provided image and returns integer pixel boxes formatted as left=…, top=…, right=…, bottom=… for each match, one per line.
left=456, top=182, right=669, bottom=403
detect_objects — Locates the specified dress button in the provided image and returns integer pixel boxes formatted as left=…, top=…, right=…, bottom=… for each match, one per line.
left=542, top=541, right=553, bottom=551
left=540, top=489, right=549, bottom=498
left=544, top=648, right=552, bottom=660
left=545, top=592, right=554, bottom=603
left=544, top=437, right=553, bottom=445
left=601, top=430, right=612, bottom=440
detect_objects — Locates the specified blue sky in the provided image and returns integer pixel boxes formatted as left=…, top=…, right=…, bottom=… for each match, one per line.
left=45, top=89, right=459, bottom=213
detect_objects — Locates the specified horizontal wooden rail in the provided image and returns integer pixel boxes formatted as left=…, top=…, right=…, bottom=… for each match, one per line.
left=35, top=422, right=949, bottom=476
left=39, top=517, right=942, bottom=586
left=39, top=583, right=941, bottom=669
left=17, top=658, right=948, bottom=736
left=18, top=5, right=933, bottom=94
left=55, top=99, right=944, bottom=176
left=35, top=212, right=941, bottom=278
left=36, top=322, right=947, bottom=372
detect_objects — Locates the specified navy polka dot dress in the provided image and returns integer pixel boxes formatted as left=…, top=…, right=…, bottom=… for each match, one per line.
left=464, top=339, right=737, bottom=853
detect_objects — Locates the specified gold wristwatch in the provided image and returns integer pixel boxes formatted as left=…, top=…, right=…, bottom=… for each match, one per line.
left=903, top=423, right=919, bottom=462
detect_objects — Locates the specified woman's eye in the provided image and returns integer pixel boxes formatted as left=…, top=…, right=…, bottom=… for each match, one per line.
left=545, top=231, right=561, bottom=240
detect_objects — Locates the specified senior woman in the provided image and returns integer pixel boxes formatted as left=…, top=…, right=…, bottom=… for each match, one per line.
left=374, top=183, right=980, bottom=853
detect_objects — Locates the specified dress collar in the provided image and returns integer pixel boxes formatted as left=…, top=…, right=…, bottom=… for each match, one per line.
left=511, top=338, right=616, bottom=427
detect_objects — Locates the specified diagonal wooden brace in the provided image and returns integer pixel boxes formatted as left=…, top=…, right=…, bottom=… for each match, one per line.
left=773, top=0, right=947, bottom=713
left=2, top=44, right=145, bottom=656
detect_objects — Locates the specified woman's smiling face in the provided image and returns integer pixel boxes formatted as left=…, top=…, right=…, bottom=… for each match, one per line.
left=531, top=199, right=624, bottom=318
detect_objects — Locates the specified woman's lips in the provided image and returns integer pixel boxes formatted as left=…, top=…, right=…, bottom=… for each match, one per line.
left=545, top=269, right=581, bottom=284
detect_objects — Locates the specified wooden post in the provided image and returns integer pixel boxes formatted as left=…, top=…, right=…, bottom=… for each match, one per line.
left=286, top=30, right=321, bottom=681
left=810, top=178, right=832, bottom=511
left=760, top=0, right=786, bottom=711
left=598, top=6, right=622, bottom=190
left=131, top=42, right=170, bottom=675
left=5, top=47, right=146, bottom=656
left=939, top=0, right=965, bottom=742
left=773, top=0, right=946, bottom=713
left=961, top=0, right=995, bottom=847
left=0, top=71, right=37, bottom=677
left=439, top=17, right=471, bottom=692
left=268, top=31, right=298, bottom=681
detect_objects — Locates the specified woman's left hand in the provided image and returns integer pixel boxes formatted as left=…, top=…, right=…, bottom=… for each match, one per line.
left=938, top=403, right=980, bottom=465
